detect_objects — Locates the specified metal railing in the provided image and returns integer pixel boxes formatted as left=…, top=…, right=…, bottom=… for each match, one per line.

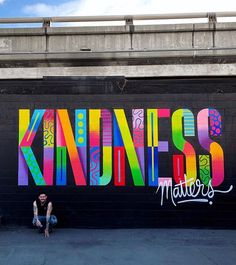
left=0, top=12, right=236, bottom=27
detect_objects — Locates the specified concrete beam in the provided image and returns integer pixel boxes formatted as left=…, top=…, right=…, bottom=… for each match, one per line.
left=0, top=64, right=236, bottom=79
left=0, top=23, right=219, bottom=53
left=1, top=22, right=236, bottom=78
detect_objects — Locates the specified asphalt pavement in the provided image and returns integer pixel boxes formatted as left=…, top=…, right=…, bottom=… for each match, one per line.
left=0, top=227, right=236, bottom=265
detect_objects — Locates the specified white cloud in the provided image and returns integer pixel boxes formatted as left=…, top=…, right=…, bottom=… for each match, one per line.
left=0, top=0, right=5, bottom=5
left=23, top=0, right=236, bottom=25
left=24, top=2, right=80, bottom=17
left=23, top=0, right=236, bottom=17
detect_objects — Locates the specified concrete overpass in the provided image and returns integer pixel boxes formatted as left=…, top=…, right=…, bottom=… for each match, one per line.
left=1, top=12, right=236, bottom=79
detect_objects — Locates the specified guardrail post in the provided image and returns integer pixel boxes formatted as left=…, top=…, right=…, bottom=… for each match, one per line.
left=43, top=18, right=51, bottom=28
left=207, top=12, right=217, bottom=23
left=125, top=16, right=133, bottom=25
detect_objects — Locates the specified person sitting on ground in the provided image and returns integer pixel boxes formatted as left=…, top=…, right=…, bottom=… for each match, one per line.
left=32, top=193, right=57, bottom=237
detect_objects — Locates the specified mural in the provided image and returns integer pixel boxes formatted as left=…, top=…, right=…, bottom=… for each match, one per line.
left=1, top=77, right=236, bottom=228
left=18, top=108, right=233, bottom=206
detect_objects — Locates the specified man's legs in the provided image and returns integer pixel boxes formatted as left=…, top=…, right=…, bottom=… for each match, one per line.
left=32, top=215, right=57, bottom=232
left=32, top=216, right=46, bottom=232
left=49, top=215, right=57, bottom=227
left=48, top=215, right=57, bottom=232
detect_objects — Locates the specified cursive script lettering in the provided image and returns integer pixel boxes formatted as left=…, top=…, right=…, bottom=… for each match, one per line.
left=155, top=175, right=233, bottom=206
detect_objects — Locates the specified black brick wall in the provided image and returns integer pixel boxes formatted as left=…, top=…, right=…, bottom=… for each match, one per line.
left=0, top=76, right=235, bottom=228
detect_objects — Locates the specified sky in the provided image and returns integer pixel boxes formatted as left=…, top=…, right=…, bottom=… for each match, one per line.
left=0, top=0, right=236, bottom=25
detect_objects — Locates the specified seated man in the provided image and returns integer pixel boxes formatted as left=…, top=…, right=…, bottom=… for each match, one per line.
left=32, top=193, right=57, bottom=237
